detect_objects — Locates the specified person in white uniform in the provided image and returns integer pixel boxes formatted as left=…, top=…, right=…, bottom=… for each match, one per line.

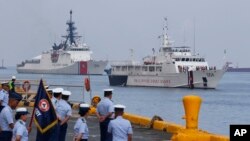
left=51, top=87, right=64, bottom=109
left=57, top=90, right=72, bottom=141
left=12, top=107, right=31, bottom=141
left=108, top=104, right=133, bottom=141
left=0, top=82, right=9, bottom=112
left=0, top=91, right=22, bottom=141
left=96, top=89, right=114, bottom=141
left=74, top=103, right=91, bottom=141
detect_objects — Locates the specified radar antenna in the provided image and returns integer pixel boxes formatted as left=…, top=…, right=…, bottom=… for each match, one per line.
left=62, top=10, right=82, bottom=48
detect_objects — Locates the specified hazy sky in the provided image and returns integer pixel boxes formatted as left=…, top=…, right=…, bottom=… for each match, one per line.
left=0, top=0, right=249, bottom=67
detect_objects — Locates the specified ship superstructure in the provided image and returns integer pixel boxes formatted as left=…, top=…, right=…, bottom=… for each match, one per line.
left=17, top=11, right=107, bottom=75
left=108, top=19, right=227, bottom=88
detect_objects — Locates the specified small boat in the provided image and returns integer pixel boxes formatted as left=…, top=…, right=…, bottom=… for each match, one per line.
left=108, top=19, right=228, bottom=89
left=16, top=10, right=107, bottom=75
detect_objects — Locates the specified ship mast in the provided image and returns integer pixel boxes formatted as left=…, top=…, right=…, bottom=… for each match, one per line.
left=62, top=10, right=82, bottom=47
left=193, top=18, right=196, bottom=56
left=161, top=17, right=171, bottom=48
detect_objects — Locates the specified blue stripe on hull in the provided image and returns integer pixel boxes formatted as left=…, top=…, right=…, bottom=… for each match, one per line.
left=108, top=75, right=128, bottom=86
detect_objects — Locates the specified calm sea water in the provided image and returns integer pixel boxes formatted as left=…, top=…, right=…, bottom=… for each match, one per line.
left=1, top=67, right=250, bottom=136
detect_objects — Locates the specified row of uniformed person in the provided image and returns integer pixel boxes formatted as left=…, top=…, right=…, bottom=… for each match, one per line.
left=53, top=88, right=133, bottom=141
left=74, top=89, right=133, bottom=141
left=96, top=89, right=133, bottom=141
left=1, top=82, right=133, bottom=141
left=48, top=87, right=72, bottom=141
left=48, top=87, right=117, bottom=141
left=0, top=81, right=25, bottom=141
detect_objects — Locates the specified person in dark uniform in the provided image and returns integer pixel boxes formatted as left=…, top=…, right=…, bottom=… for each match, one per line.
left=0, top=91, right=22, bottom=141
left=8, top=76, right=16, bottom=93
left=74, top=103, right=90, bottom=141
left=96, top=89, right=114, bottom=141
left=108, top=104, right=133, bottom=141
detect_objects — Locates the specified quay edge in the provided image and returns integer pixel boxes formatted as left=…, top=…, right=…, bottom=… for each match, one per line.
left=17, top=101, right=229, bottom=141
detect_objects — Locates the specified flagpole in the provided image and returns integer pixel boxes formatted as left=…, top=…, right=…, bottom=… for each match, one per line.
left=28, top=104, right=36, bottom=128
left=28, top=79, right=42, bottom=128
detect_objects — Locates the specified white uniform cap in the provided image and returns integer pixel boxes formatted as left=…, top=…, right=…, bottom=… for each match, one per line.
left=80, top=103, right=90, bottom=108
left=62, top=90, right=71, bottom=96
left=12, top=76, right=16, bottom=79
left=46, top=88, right=53, bottom=92
left=1, top=81, right=9, bottom=85
left=45, top=85, right=49, bottom=89
left=114, top=104, right=126, bottom=109
left=16, top=107, right=28, bottom=113
left=53, top=88, right=64, bottom=93
left=103, top=88, right=114, bottom=92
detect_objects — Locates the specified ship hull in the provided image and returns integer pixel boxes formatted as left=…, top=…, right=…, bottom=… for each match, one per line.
left=227, top=67, right=250, bottom=72
left=109, top=69, right=225, bottom=89
left=17, top=60, right=108, bottom=75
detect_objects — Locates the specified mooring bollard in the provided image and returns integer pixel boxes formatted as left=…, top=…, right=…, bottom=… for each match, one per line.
left=171, top=95, right=210, bottom=141
left=183, top=95, right=202, bottom=129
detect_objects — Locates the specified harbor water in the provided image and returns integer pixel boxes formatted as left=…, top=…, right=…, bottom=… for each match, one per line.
left=1, top=67, right=250, bottom=136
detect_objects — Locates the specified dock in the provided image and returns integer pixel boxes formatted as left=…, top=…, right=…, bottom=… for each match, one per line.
left=0, top=84, right=229, bottom=141
left=27, top=108, right=172, bottom=141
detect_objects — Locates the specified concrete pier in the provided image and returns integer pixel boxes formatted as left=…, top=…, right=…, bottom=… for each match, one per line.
left=27, top=109, right=172, bottom=141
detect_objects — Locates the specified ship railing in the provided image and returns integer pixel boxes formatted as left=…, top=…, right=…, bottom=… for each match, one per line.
left=110, top=60, right=141, bottom=66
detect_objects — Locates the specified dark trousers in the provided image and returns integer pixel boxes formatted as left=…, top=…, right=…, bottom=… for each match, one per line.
left=36, top=123, right=60, bottom=141
left=80, top=139, right=88, bottom=141
left=100, top=118, right=112, bottom=141
left=0, top=131, right=12, bottom=141
left=59, top=123, right=68, bottom=141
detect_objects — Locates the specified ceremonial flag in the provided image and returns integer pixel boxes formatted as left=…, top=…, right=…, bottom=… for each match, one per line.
left=33, top=79, right=58, bottom=133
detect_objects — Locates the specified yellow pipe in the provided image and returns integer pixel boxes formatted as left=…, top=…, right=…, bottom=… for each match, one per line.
left=167, top=123, right=185, bottom=134
left=152, top=120, right=168, bottom=131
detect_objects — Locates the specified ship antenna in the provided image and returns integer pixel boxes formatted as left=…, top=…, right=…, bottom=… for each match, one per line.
left=62, top=10, right=82, bottom=47
left=162, top=17, right=171, bottom=48
left=164, top=17, right=168, bottom=36
left=70, top=10, right=72, bottom=22
left=193, top=17, right=196, bottom=56
left=183, top=24, right=186, bottom=46
left=130, top=48, right=134, bottom=62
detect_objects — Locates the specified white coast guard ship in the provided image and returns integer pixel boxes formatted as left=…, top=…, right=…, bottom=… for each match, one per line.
left=108, top=19, right=228, bottom=89
left=17, top=11, right=107, bottom=75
